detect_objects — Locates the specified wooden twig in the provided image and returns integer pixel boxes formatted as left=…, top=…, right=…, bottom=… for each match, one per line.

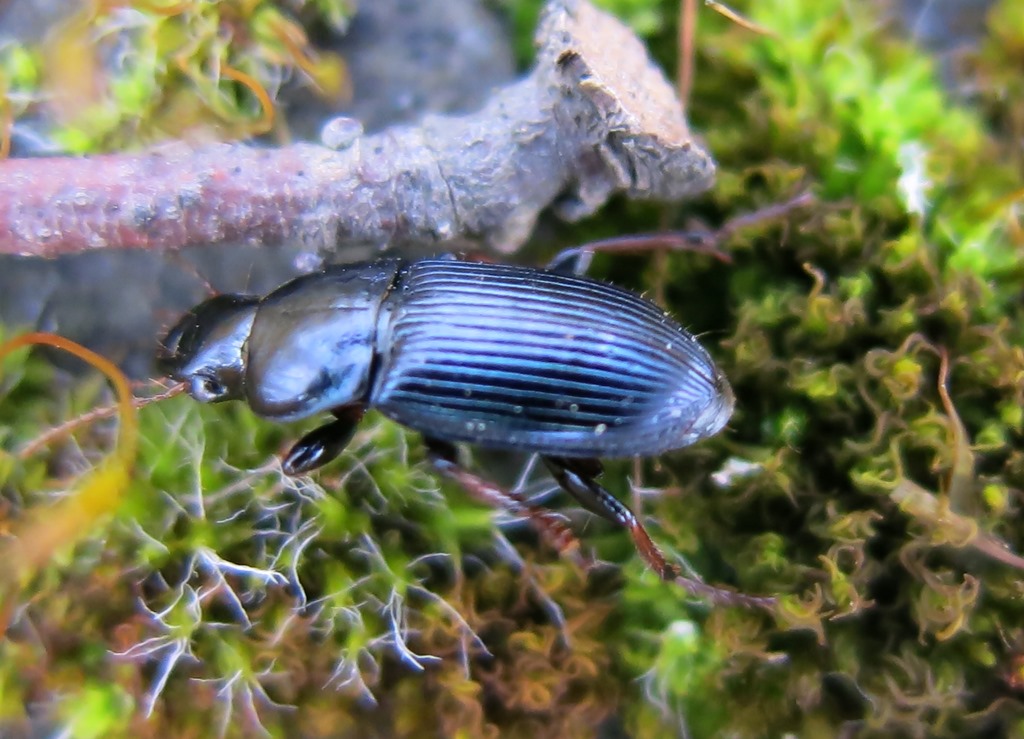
left=0, top=0, right=715, bottom=259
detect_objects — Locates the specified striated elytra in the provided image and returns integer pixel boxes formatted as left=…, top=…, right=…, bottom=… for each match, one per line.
left=157, top=253, right=738, bottom=591
left=158, top=257, right=733, bottom=457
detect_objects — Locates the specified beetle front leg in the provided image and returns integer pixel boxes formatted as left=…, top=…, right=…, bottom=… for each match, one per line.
left=423, top=437, right=587, bottom=566
left=543, top=456, right=776, bottom=610
left=282, top=406, right=364, bottom=475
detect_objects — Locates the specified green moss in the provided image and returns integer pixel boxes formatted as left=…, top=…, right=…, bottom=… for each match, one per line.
left=502, top=0, right=1024, bottom=734
left=1, top=0, right=354, bottom=153
left=57, top=682, right=135, bottom=739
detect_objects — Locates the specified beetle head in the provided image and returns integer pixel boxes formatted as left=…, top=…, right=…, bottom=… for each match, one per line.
left=157, top=295, right=259, bottom=403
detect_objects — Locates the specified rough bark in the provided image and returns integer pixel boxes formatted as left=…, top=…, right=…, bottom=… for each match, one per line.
left=0, top=0, right=714, bottom=259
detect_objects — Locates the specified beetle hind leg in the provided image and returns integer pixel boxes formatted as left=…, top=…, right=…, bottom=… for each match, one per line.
left=423, top=437, right=586, bottom=566
left=543, top=456, right=776, bottom=610
left=543, top=456, right=679, bottom=580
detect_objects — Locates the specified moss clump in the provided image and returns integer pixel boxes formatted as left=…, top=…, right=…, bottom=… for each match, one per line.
left=0, top=0, right=353, bottom=154
left=604, top=0, right=1024, bottom=735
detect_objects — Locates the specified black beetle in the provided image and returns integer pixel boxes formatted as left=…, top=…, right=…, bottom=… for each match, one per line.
left=157, top=249, right=742, bottom=595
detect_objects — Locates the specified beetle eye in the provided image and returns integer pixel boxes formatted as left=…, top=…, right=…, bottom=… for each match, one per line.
left=190, top=375, right=228, bottom=403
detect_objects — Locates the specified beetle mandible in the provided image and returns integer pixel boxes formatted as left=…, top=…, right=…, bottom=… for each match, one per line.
left=157, top=248, right=735, bottom=590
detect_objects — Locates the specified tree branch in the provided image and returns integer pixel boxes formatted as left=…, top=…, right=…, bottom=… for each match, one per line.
left=0, top=0, right=714, bottom=259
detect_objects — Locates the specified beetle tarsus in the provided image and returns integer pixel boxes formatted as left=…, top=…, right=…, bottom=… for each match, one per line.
left=423, top=437, right=588, bottom=567
left=282, top=407, right=364, bottom=475
left=670, top=576, right=778, bottom=610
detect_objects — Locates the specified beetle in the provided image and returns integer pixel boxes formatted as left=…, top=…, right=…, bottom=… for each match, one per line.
left=156, top=248, right=741, bottom=595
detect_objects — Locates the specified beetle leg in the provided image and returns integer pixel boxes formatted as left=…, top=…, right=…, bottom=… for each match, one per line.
left=543, top=456, right=776, bottom=610
left=282, top=406, right=364, bottom=475
left=423, top=437, right=587, bottom=566
left=545, top=247, right=595, bottom=276
left=543, top=456, right=679, bottom=578
left=545, top=192, right=815, bottom=276
left=545, top=233, right=731, bottom=276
